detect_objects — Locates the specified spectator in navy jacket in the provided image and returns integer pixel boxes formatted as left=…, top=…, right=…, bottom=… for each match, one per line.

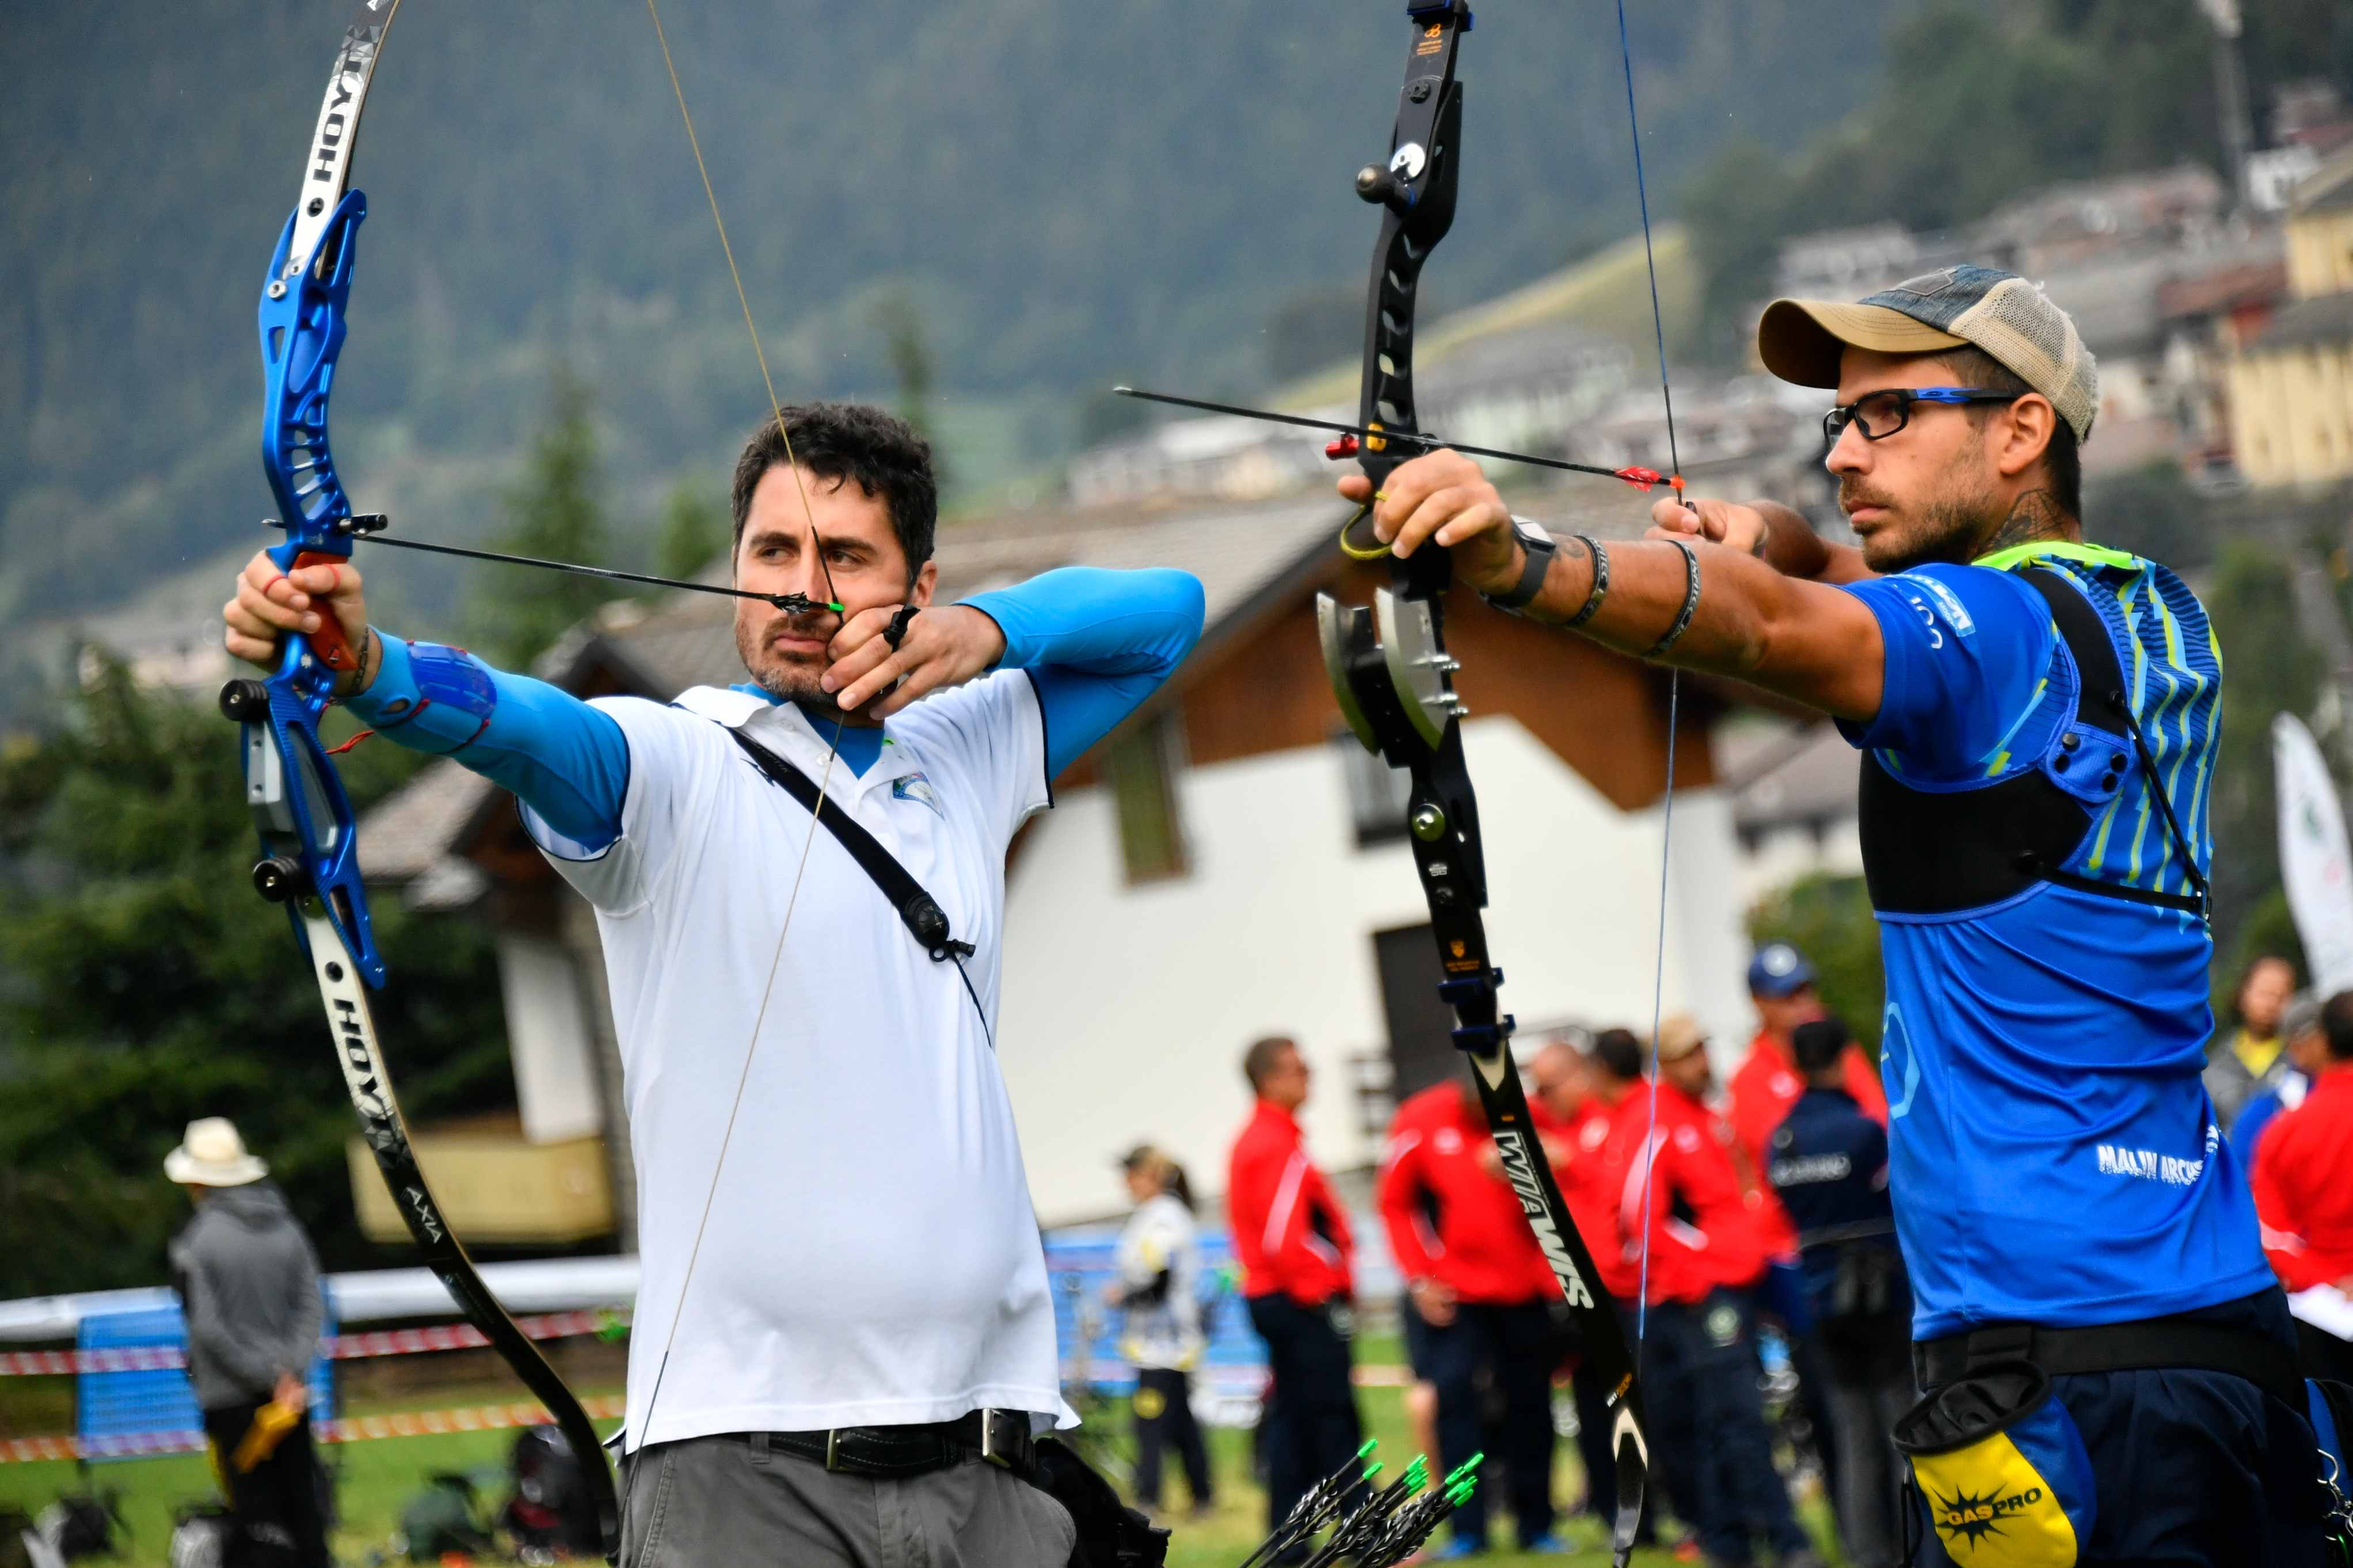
left=1768, top=1018, right=1912, bottom=1568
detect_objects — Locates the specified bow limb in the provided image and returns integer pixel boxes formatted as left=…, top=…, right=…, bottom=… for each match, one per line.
left=1313, top=6, right=1653, bottom=1563
left=228, top=5, right=620, bottom=1555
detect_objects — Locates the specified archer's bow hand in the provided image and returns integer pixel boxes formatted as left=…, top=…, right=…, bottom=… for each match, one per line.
left=1336, top=449, right=1521, bottom=590
left=223, top=548, right=377, bottom=695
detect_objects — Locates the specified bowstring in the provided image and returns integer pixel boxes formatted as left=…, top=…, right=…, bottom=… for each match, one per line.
left=634, top=0, right=853, bottom=1446
left=1615, top=0, right=1684, bottom=1368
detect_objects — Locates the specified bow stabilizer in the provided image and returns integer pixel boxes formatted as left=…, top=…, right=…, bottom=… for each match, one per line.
left=1312, top=7, right=1651, bottom=1563
left=220, top=6, right=620, bottom=1555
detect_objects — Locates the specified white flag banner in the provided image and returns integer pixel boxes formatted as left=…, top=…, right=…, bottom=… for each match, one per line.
left=2274, top=712, right=2353, bottom=995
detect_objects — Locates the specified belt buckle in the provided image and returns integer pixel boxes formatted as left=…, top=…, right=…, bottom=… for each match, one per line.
left=978, top=1408, right=1012, bottom=1469
left=825, top=1429, right=842, bottom=1472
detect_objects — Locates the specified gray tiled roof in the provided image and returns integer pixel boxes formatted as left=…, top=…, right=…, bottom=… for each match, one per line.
left=2249, top=289, right=2353, bottom=352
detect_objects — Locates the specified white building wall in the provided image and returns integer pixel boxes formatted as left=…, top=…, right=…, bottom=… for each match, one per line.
left=996, top=717, right=1750, bottom=1226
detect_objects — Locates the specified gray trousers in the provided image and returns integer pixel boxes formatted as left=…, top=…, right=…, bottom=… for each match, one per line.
left=1821, top=1332, right=1916, bottom=1568
left=622, top=1433, right=1076, bottom=1568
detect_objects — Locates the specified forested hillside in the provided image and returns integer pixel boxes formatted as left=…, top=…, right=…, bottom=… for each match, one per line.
left=3, top=0, right=2344, bottom=726
left=0, top=0, right=1900, bottom=720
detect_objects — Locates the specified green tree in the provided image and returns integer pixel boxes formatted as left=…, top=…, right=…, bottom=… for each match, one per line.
left=1747, top=872, right=1886, bottom=1048
left=0, top=660, right=510, bottom=1298
left=470, top=371, right=620, bottom=670
left=2203, top=539, right=2328, bottom=972
left=654, top=478, right=730, bottom=584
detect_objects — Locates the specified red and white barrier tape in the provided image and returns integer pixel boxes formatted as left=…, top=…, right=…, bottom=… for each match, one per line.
left=0, top=1394, right=628, bottom=1464
left=0, top=1310, right=616, bottom=1376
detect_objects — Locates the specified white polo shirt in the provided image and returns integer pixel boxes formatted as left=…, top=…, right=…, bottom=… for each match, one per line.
left=526, top=674, right=1061, bottom=1448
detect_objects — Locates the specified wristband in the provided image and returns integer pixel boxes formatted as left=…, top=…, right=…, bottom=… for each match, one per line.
left=1563, top=535, right=1610, bottom=630
left=1646, top=538, right=1702, bottom=657
left=1479, top=518, right=1558, bottom=614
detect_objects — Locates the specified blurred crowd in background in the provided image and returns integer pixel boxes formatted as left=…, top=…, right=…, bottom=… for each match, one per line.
left=1097, top=945, right=2353, bottom=1566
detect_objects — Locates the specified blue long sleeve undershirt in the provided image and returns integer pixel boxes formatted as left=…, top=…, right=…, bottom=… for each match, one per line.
left=345, top=565, right=1204, bottom=850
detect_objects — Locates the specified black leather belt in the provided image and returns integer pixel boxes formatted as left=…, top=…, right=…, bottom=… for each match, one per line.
left=1914, top=1313, right=2305, bottom=1409
left=758, top=1408, right=1035, bottom=1479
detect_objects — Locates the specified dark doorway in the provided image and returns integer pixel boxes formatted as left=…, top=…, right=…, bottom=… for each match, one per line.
left=1374, top=922, right=1460, bottom=1106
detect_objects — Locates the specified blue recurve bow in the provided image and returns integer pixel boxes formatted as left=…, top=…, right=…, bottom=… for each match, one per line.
left=215, top=5, right=622, bottom=1556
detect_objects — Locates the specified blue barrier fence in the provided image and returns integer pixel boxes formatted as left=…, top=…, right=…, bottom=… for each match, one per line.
left=1043, top=1226, right=1266, bottom=1407
left=77, top=1296, right=335, bottom=1460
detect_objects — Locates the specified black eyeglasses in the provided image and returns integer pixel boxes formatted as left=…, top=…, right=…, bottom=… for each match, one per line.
left=1823, top=386, right=2023, bottom=445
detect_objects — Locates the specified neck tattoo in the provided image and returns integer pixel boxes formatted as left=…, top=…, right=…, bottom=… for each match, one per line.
left=1979, top=489, right=2075, bottom=557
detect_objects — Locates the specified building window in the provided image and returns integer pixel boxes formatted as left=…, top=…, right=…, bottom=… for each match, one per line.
left=1337, top=728, right=1412, bottom=847
left=1107, top=712, right=1190, bottom=884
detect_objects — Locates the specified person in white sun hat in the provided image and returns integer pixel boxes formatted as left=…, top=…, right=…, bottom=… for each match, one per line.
left=164, top=1117, right=329, bottom=1567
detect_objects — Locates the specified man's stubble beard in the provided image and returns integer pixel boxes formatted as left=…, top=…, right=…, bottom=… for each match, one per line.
left=1847, top=441, right=2004, bottom=574
left=733, top=613, right=847, bottom=718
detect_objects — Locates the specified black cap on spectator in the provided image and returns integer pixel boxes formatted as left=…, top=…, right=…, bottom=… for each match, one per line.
left=1591, top=1028, right=1644, bottom=1082
left=1792, top=1016, right=1853, bottom=1075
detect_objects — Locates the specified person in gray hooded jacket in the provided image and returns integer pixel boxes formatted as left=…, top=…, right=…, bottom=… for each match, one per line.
left=165, top=1117, right=329, bottom=1567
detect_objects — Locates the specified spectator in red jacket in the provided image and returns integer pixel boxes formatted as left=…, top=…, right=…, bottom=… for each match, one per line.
left=1530, top=1033, right=1641, bottom=1299
left=1614, top=1014, right=1818, bottom=1568
left=2252, top=990, right=2353, bottom=1382
left=1378, top=1079, right=1564, bottom=1554
left=1530, top=1031, right=1654, bottom=1547
left=1226, top=1036, right=1360, bottom=1549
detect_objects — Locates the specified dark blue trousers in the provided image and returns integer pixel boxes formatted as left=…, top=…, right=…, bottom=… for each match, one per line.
left=1422, top=1298, right=1557, bottom=1547
left=1646, top=1288, right=1808, bottom=1565
left=1247, top=1294, right=1362, bottom=1549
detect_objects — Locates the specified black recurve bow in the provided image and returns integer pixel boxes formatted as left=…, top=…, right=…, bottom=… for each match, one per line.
left=1311, top=6, right=1654, bottom=1563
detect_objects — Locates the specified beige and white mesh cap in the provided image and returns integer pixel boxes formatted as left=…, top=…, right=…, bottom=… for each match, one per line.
left=1757, top=265, right=2099, bottom=443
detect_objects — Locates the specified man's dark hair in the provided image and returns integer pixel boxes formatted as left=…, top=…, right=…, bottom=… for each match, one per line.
left=1791, top=1016, right=1853, bottom=1077
left=730, top=403, right=938, bottom=585
left=1591, top=1028, right=1644, bottom=1084
left=2322, top=991, right=2353, bottom=1062
left=1243, top=1036, right=1297, bottom=1093
left=1937, top=346, right=2080, bottom=521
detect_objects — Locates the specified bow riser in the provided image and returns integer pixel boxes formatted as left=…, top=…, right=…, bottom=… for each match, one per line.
left=261, top=193, right=367, bottom=561
left=233, top=676, right=383, bottom=987
left=1353, top=3, right=1469, bottom=501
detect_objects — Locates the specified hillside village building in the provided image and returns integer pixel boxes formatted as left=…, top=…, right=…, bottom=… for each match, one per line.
left=2231, top=147, right=2353, bottom=487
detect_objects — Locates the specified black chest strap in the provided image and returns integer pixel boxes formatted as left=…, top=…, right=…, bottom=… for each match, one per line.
left=729, top=728, right=976, bottom=965
left=1857, top=566, right=2207, bottom=920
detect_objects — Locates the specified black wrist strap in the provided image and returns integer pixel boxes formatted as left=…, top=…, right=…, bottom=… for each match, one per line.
left=1481, top=521, right=1558, bottom=612
left=729, top=728, right=976, bottom=966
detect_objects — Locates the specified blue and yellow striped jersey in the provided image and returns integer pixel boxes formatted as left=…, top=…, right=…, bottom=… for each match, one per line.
left=1834, top=543, right=2269, bottom=1338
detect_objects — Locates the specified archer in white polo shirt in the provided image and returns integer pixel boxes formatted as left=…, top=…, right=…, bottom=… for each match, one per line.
left=224, top=402, right=1205, bottom=1566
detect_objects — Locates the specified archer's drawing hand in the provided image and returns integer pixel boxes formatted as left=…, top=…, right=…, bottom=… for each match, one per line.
left=223, top=549, right=376, bottom=693
left=1648, top=494, right=1765, bottom=557
left=824, top=604, right=1007, bottom=720
left=1337, top=449, right=1521, bottom=591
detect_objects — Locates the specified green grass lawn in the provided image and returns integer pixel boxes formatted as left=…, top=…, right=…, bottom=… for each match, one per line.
left=0, top=1364, right=1840, bottom=1566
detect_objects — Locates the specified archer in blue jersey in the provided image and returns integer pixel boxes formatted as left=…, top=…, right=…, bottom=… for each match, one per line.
left=1344, top=264, right=2327, bottom=1566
